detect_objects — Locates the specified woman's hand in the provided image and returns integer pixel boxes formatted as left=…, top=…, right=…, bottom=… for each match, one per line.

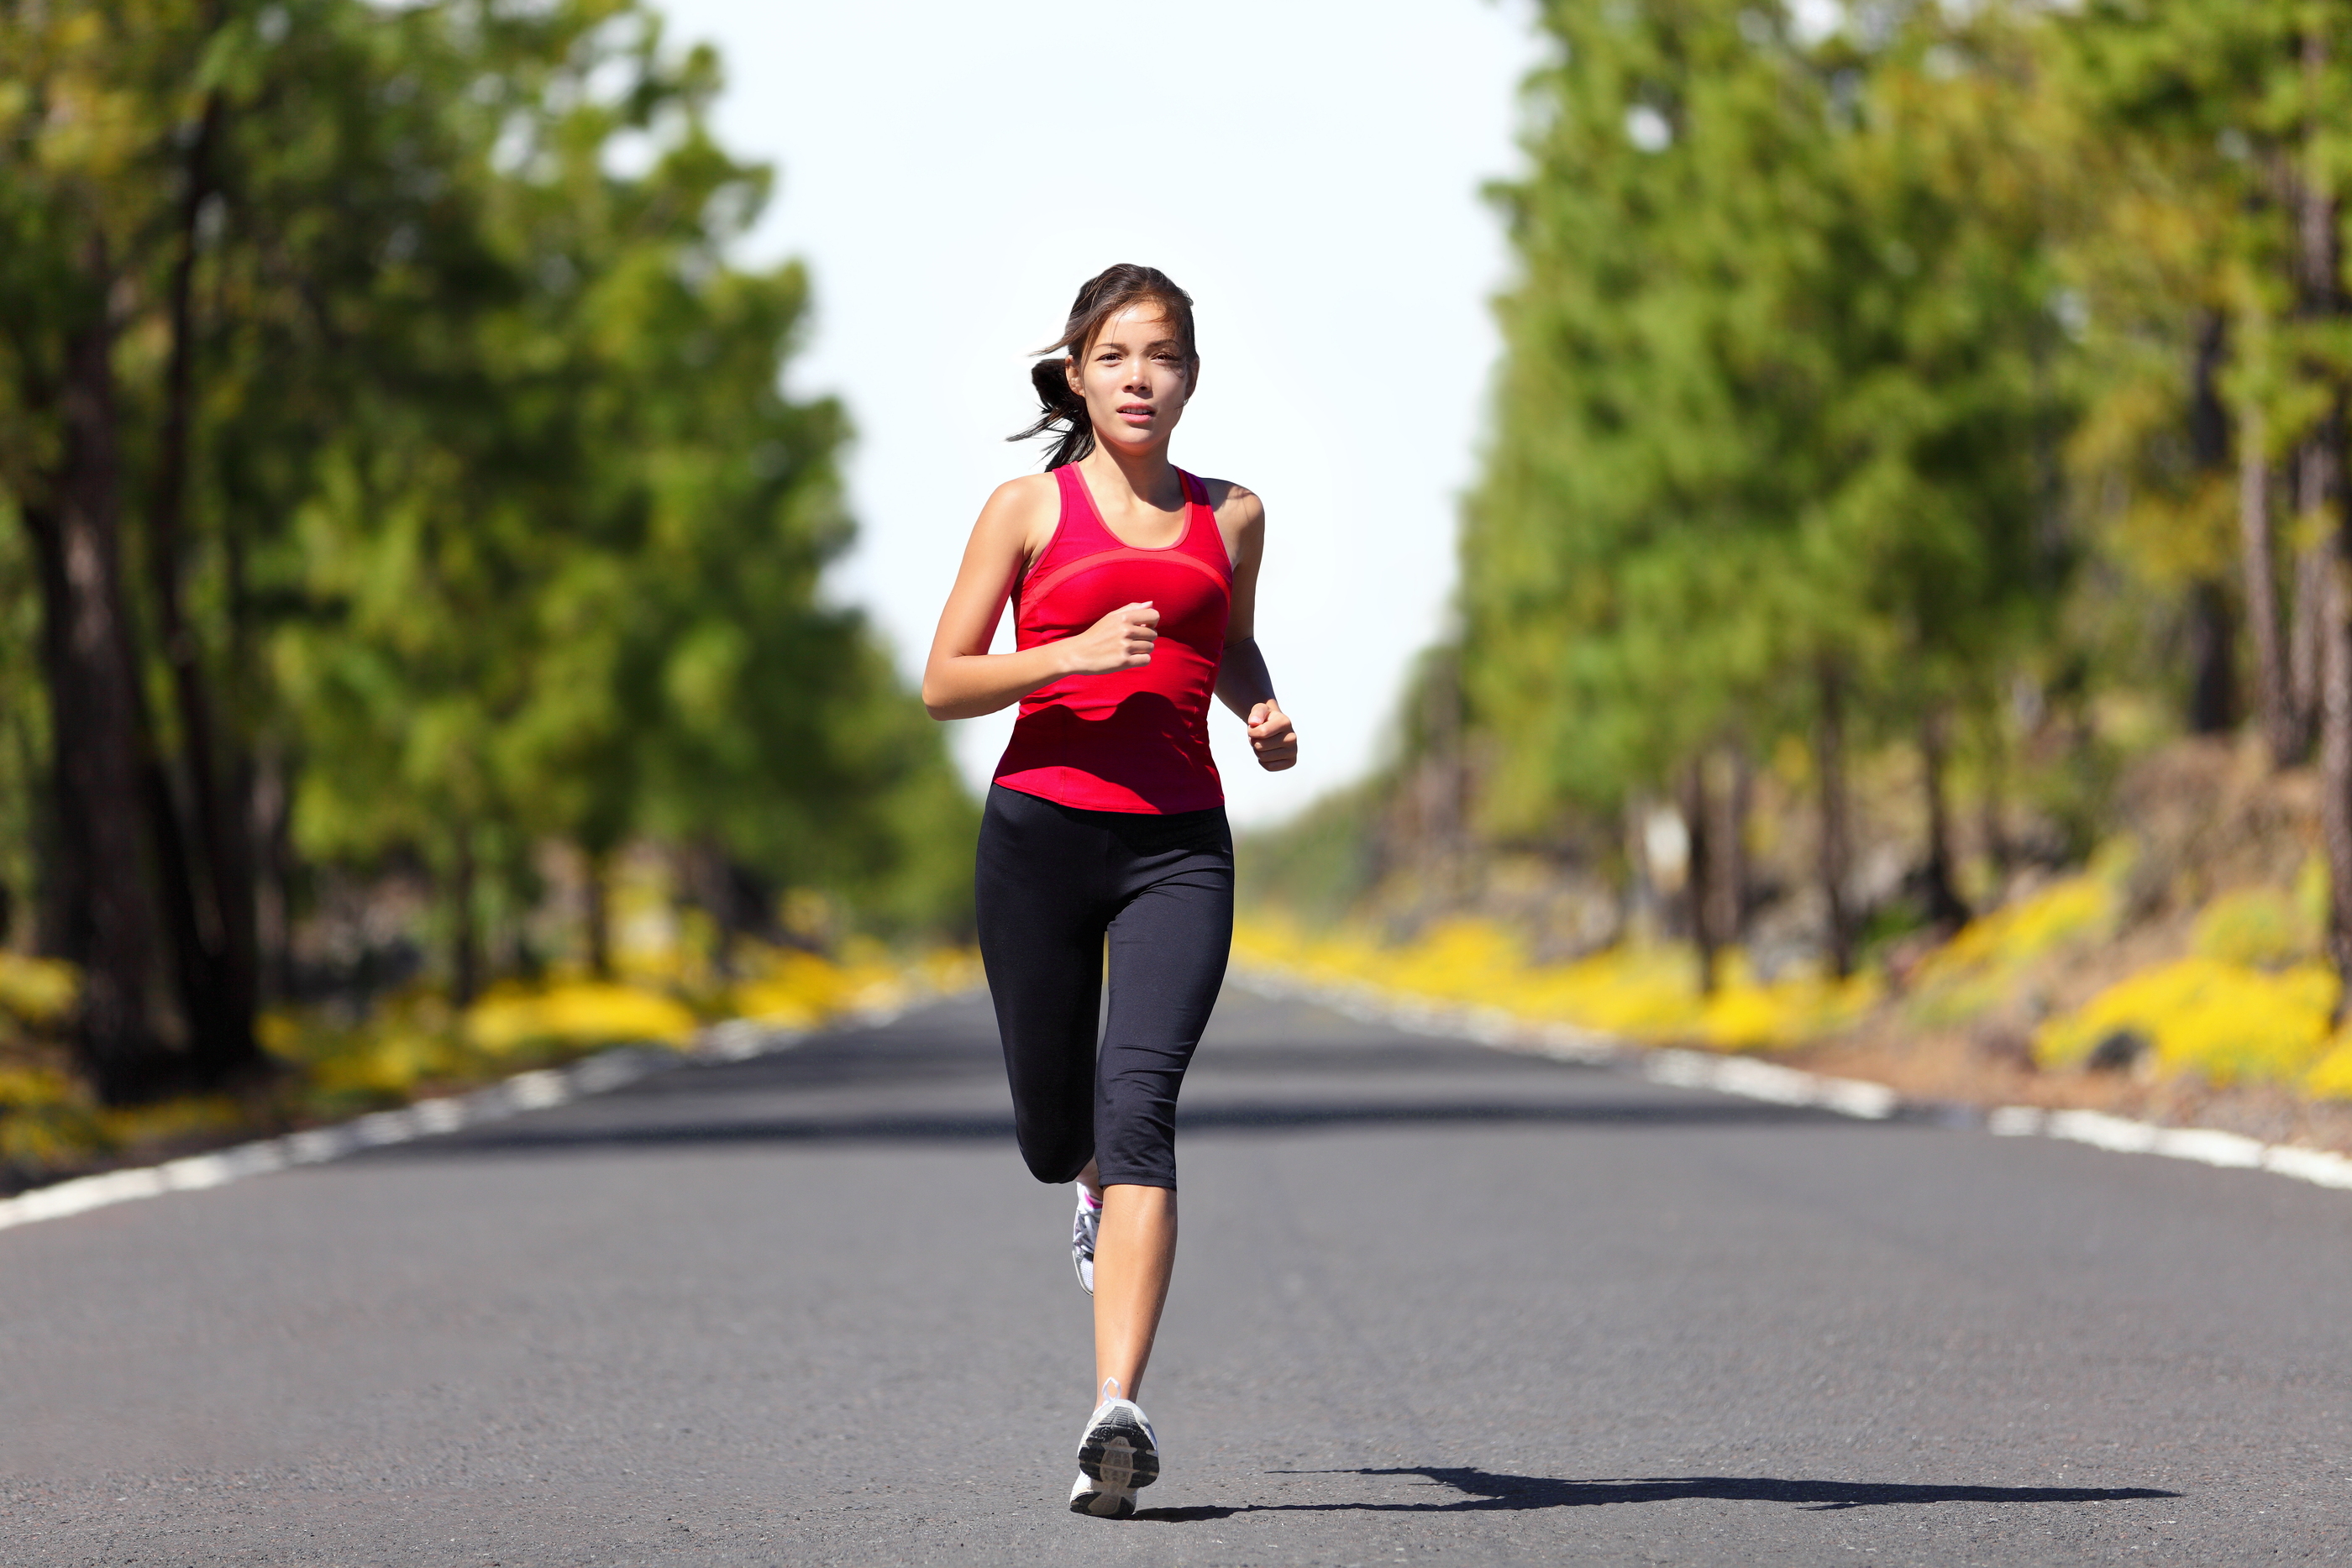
left=1246, top=700, right=1298, bottom=771
left=1061, top=601, right=1159, bottom=675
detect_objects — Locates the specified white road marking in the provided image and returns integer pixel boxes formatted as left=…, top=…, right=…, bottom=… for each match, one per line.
left=1230, top=965, right=2352, bottom=1198
left=501, top=1071, right=571, bottom=1112
left=0, top=991, right=953, bottom=1239
left=2260, top=1144, right=2352, bottom=1188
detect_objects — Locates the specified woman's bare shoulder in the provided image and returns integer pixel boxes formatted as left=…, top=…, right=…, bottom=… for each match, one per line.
left=982, top=470, right=1060, bottom=517
left=974, top=470, right=1063, bottom=559
left=974, top=471, right=1059, bottom=529
left=1196, top=476, right=1264, bottom=527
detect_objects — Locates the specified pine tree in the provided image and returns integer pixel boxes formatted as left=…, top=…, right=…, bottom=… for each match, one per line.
left=1467, top=0, right=2070, bottom=981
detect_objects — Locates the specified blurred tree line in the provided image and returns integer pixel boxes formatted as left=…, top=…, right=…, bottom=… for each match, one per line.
left=0, top=0, right=972, bottom=1104
left=1422, top=0, right=2352, bottom=995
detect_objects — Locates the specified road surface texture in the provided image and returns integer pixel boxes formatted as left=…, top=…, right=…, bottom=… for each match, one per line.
left=4, top=984, right=2350, bottom=1566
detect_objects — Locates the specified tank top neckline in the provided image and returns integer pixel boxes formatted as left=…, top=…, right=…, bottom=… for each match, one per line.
left=1061, top=463, right=1208, bottom=556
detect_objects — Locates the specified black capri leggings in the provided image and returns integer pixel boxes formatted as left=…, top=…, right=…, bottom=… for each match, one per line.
left=975, top=783, right=1234, bottom=1191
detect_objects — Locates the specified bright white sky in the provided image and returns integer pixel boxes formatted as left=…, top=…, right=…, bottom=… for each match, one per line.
left=648, top=0, right=1543, bottom=827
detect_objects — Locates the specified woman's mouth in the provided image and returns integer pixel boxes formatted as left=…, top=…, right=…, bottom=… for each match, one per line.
left=1118, top=404, right=1154, bottom=422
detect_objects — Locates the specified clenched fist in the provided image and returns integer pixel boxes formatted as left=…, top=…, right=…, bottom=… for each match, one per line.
left=1061, top=601, right=1159, bottom=675
left=1247, top=700, right=1298, bottom=771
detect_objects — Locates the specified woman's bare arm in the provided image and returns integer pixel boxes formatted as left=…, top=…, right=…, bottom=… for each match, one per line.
left=1209, top=484, right=1299, bottom=771
left=921, top=478, right=1163, bottom=721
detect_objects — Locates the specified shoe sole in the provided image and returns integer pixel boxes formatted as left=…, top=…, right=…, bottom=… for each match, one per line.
left=1069, top=1481, right=1137, bottom=1518
left=1077, top=1411, right=1160, bottom=1491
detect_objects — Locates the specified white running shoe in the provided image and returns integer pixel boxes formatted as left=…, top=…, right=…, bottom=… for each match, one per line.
left=1068, top=1471, right=1136, bottom=1518
left=1071, top=1187, right=1100, bottom=1295
left=1075, top=1387, right=1160, bottom=1502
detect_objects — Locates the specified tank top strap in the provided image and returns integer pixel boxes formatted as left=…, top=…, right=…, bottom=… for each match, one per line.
left=1052, top=463, right=1090, bottom=527
left=1175, top=469, right=1232, bottom=575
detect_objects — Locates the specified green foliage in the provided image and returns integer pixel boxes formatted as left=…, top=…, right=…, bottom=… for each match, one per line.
left=1464, top=0, right=2073, bottom=837
left=0, top=0, right=970, bottom=1063
left=1237, top=780, right=1388, bottom=928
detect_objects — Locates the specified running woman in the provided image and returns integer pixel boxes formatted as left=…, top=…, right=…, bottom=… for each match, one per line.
left=922, top=265, right=1297, bottom=1518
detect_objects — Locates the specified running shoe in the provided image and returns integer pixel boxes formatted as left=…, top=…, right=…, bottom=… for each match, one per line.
left=1071, top=1186, right=1100, bottom=1295
left=1075, top=1391, right=1160, bottom=1499
left=1068, top=1471, right=1136, bottom=1518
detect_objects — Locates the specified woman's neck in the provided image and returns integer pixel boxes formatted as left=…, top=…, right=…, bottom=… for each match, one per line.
left=1078, top=439, right=1183, bottom=511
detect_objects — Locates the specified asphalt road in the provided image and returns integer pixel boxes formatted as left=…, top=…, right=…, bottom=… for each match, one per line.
left=6, top=984, right=2352, bottom=1566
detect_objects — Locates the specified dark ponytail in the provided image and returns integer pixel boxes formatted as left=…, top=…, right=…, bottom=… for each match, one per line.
left=1008, top=263, right=1197, bottom=470
left=1019, top=357, right=1094, bottom=469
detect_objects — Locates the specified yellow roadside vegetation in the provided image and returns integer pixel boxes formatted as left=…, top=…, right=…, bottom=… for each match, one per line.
left=0, top=952, right=78, bottom=1030
left=1241, top=847, right=2352, bottom=1104
left=0, top=939, right=981, bottom=1178
left=268, top=939, right=981, bottom=1109
left=1233, top=916, right=1877, bottom=1050
left=2021, top=866, right=2352, bottom=1098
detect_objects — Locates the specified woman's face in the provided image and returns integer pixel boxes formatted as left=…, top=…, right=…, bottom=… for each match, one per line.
left=1066, top=303, right=1194, bottom=456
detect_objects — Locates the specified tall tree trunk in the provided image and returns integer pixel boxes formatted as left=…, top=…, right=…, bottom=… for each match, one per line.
left=249, top=749, right=296, bottom=1004
left=2185, top=579, right=2238, bottom=735
left=449, top=826, right=480, bottom=1010
left=1976, top=701, right=2010, bottom=886
left=1712, top=747, right=1751, bottom=950
left=2186, top=317, right=2239, bottom=736
left=2292, top=541, right=2326, bottom=742
left=2240, top=408, right=2296, bottom=765
left=1919, top=706, right=1970, bottom=931
left=147, top=85, right=258, bottom=1081
left=1814, top=660, right=1855, bottom=981
left=1420, top=647, right=1468, bottom=906
left=584, top=848, right=613, bottom=981
left=2323, top=543, right=2352, bottom=1003
left=1680, top=757, right=1717, bottom=996
left=18, top=707, right=66, bottom=957
left=20, top=277, right=179, bottom=1102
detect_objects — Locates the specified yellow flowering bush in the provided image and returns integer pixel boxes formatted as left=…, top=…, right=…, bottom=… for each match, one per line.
left=0, top=952, right=79, bottom=1027
left=464, top=981, right=700, bottom=1054
left=1233, top=916, right=1875, bottom=1051
left=1904, top=873, right=2115, bottom=1027
left=263, top=939, right=982, bottom=1107
left=728, top=941, right=906, bottom=1029
left=1694, top=959, right=1879, bottom=1049
left=2033, top=957, right=2338, bottom=1087
left=265, top=992, right=469, bottom=1103
left=0, top=1063, right=102, bottom=1167
left=2190, top=883, right=2315, bottom=969
left=2301, top=1038, right=2352, bottom=1100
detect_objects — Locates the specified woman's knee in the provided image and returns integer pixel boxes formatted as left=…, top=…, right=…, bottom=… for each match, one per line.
left=1017, top=1128, right=1094, bottom=1185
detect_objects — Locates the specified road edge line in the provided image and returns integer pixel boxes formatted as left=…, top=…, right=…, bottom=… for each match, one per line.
left=1230, top=962, right=2352, bottom=1196
left=0, top=994, right=961, bottom=1238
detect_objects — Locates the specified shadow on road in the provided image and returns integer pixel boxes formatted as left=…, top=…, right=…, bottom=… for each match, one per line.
left=1128, top=1466, right=2180, bottom=1522
left=368, top=1096, right=1873, bottom=1160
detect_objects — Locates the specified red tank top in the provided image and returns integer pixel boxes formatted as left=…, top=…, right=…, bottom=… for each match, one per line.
left=992, top=464, right=1234, bottom=814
